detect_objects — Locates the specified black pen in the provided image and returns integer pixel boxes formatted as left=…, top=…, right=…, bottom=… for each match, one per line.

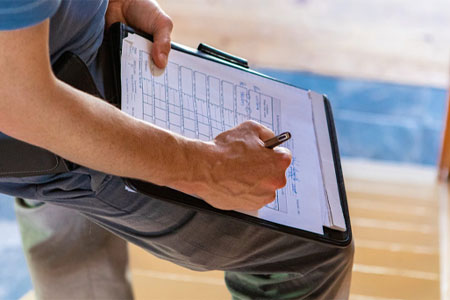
left=264, top=132, right=292, bottom=149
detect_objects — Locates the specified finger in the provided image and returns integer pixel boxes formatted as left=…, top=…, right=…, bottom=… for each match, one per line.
left=242, top=120, right=274, bottom=141
left=274, top=175, right=288, bottom=189
left=263, top=192, right=277, bottom=205
left=258, top=126, right=275, bottom=142
left=274, top=146, right=292, bottom=168
left=150, top=12, right=173, bottom=68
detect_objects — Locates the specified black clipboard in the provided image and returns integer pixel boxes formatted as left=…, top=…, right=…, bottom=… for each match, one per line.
left=109, top=23, right=352, bottom=247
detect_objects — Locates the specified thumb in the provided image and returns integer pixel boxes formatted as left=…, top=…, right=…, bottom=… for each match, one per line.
left=150, top=12, right=173, bottom=69
left=246, top=121, right=275, bottom=141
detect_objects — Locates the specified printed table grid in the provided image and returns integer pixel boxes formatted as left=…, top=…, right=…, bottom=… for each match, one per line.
left=137, top=50, right=288, bottom=211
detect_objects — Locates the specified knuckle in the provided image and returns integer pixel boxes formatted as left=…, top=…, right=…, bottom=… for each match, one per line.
left=279, top=176, right=287, bottom=188
left=282, top=153, right=293, bottom=166
left=155, top=11, right=173, bottom=30
left=277, top=151, right=292, bottom=167
left=243, top=120, right=259, bottom=130
left=163, top=15, right=174, bottom=30
left=260, top=123, right=272, bottom=133
left=274, top=176, right=287, bottom=188
left=265, top=192, right=277, bottom=204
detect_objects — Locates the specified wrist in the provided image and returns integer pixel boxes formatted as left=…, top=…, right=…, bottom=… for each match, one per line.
left=166, top=138, right=216, bottom=196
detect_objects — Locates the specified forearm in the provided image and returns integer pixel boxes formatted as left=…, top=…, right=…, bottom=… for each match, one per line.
left=0, top=74, right=206, bottom=188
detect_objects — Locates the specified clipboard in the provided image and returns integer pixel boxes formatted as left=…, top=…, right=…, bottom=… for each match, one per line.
left=109, top=23, right=352, bottom=247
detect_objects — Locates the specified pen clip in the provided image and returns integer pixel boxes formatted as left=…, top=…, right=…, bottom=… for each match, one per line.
left=197, top=43, right=249, bottom=68
left=264, top=132, right=292, bottom=149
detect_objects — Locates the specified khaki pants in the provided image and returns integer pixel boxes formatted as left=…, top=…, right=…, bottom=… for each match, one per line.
left=15, top=199, right=133, bottom=300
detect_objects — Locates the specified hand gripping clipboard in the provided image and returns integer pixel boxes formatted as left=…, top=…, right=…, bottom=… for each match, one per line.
left=109, top=23, right=352, bottom=247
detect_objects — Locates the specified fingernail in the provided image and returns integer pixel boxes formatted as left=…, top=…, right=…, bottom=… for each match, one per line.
left=159, top=53, right=168, bottom=66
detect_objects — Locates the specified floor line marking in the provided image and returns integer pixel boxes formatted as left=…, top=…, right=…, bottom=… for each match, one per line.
left=350, top=200, right=432, bottom=216
left=353, top=264, right=439, bottom=281
left=132, top=269, right=225, bottom=286
left=355, top=239, right=438, bottom=255
left=350, top=294, right=403, bottom=300
left=352, top=217, right=435, bottom=234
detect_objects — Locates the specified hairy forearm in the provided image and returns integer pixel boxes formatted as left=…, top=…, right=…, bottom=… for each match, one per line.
left=0, top=9, right=192, bottom=188
left=0, top=73, right=206, bottom=188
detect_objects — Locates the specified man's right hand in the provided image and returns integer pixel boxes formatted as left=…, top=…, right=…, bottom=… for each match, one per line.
left=173, top=121, right=292, bottom=211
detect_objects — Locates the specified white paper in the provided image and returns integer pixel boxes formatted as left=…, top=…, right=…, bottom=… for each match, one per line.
left=121, top=33, right=329, bottom=234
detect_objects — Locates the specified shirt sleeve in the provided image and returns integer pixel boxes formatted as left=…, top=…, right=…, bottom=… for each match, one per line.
left=0, top=0, right=61, bottom=30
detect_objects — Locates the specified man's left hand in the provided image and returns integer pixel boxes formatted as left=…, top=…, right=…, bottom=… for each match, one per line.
left=106, top=0, right=173, bottom=68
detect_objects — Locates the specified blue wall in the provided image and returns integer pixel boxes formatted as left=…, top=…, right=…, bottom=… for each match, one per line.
left=257, top=69, right=448, bottom=165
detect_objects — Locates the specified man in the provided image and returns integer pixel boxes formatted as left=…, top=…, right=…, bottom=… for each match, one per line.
left=0, top=0, right=354, bottom=299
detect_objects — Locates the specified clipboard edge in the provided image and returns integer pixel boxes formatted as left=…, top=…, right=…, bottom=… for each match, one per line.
left=322, top=96, right=353, bottom=245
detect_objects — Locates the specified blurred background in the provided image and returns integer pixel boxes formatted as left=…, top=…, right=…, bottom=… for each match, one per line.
left=2, top=0, right=450, bottom=299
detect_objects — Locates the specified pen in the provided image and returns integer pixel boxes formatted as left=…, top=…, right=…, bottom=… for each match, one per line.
left=264, top=132, right=292, bottom=149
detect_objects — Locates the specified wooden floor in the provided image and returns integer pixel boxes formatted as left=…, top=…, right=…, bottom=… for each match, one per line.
left=346, top=176, right=440, bottom=299
left=129, top=161, right=441, bottom=300
left=158, top=0, right=450, bottom=88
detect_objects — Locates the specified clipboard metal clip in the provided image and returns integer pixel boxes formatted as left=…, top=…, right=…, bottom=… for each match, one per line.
left=197, top=43, right=249, bottom=69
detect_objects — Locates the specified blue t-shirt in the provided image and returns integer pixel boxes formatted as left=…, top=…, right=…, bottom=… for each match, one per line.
left=0, top=0, right=61, bottom=30
left=0, top=0, right=108, bottom=65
